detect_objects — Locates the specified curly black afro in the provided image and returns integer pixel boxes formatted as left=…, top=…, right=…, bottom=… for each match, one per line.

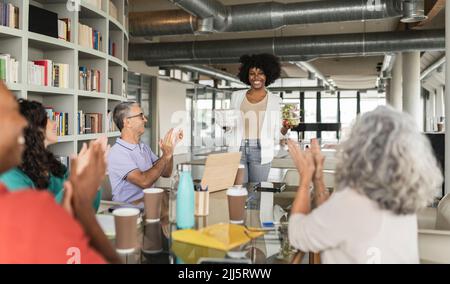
left=237, top=53, right=281, bottom=87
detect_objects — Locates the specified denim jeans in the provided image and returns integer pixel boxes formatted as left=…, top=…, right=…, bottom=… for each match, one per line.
left=239, top=139, right=271, bottom=183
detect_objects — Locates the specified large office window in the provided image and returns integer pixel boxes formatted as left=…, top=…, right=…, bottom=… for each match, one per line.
left=321, top=95, right=339, bottom=142
left=304, top=92, right=317, bottom=140
left=360, top=90, right=386, bottom=114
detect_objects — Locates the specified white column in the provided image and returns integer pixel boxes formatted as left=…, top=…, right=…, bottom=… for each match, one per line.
left=389, top=54, right=403, bottom=110
left=445, top=0, right=450, bottom=196
left=428, top=90, right=436, bottom=131
left=436, top=85, right=445, bottom=121
left=385, top=79, right=391, bottom=105
left=403, top=52, right=422, bottom=130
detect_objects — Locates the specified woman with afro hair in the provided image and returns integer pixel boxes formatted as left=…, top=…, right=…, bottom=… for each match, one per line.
left=0, top=99, right=103, bottom=212
left=225, top=53, right=290, bottom=183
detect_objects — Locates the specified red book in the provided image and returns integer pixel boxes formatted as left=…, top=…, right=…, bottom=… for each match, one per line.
left=33, top=60, right=52, bottom=86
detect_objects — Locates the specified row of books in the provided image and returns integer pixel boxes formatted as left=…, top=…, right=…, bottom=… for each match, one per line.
left=108, top=39, right=117, bottom=57
left=0, top=2, right=19, bottom=29
left=0, top=54, right=18, bottom=83
left=106, top=110, right=118, bottom=132
left=44, top=107, right=69, bottom=136
left=58, top=18, right=71, bottom=42
left=78, top=23, right=102, bottom=51
left=28, top=60, right=70, bottom=88
left=77, top=110, right=103, bottom=134
left=79, top=66, right=101, bottom=92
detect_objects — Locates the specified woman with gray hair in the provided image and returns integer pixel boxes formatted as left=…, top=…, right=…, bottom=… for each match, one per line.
left=287, top=106, right=443, bottom=264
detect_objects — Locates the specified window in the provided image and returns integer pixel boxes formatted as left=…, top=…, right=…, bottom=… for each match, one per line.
left=321, top=97, right=338, bottom=123
left=304, top=92, right=317, bottom=123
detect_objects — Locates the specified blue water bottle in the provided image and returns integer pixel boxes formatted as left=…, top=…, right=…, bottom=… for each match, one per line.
left=176, top=164, right=195, bottom=229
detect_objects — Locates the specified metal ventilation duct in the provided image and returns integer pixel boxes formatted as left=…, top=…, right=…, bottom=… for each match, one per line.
left=130, top=0, right=403, bottom=37
left=130, top=30, right=445, bottom=65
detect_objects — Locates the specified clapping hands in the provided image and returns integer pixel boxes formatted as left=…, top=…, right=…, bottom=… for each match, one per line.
left=287, top=138, right=325, bottom=186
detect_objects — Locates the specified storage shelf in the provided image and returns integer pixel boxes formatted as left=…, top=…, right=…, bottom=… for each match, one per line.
left=107, top=131, right=121, bottom=137
left=0, top=0, right=128, bottom=157
left=5, top=82, right=24, bottom=91
left=80, top=2, right=108, bottom=19
left=27, top=85, right=76, bottom=95
left=109, top=17, right=125, bottom=33
left=108, top=94, right=127, bottom=101
left=108, top=55, right=124, bottom=67
left=78, top=90, right=107, bottom=99
left=77, top=133, right=107, bottom=141
left=78, top=46, right=107, bottom=59
left=28, top=32, right=75, bottom=50
left=0, top=25, right=24, bottom=38
left=57, top=135, right=75, bottom=143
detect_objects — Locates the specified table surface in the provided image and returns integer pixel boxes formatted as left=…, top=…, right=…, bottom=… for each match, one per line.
left=98, top=185, right=300, bottom=264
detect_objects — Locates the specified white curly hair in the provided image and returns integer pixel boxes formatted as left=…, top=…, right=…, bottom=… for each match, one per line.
left=335, top=105, right=443, bottom=215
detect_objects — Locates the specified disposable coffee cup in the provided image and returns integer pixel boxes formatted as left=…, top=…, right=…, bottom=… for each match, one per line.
left=143, top=188, right=164, bottom=223
left=227, top=186, right=248, bottom=224
left=142, top=221, right=163, bottom=254
left=113, top=208, right=140, bottom=254
left=234, top=164, right=245, bottom=187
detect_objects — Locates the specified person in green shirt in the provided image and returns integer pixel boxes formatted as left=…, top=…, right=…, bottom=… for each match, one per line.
left=0, top=99, right=102, bottom=211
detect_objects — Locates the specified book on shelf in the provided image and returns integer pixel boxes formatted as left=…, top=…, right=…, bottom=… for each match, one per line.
left=108, top=78, right=113, bottom=94
left=29, top=5, right=58, bottom=38
left=28, top=60, right=69, bottom=88
left=77, top=110, right=102, bottom=134
left=79, top=66, right=101, bottom=92
left=0, top=54, right=19, bottom=83
left=0, top=2, right=19, bottom=29
left=108, top=39, right=116, bottom=57
left=78, top=23, right=102, bottom=51
left=109, top=0, right=119, bottom=22
left=58, top=18, right=71, bottom=42
left=106, top=109, right=118, bottom=132
left=44, top=106, right=69, bottom=136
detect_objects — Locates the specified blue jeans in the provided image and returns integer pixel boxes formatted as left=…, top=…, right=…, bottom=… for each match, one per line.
left=239, top=139, right=271, bottom=183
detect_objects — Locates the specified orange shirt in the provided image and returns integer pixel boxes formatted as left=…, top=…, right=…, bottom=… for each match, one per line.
left=0, top=183, right=106, bottom=264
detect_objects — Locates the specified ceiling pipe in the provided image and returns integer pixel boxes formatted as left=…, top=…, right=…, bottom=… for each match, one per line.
left=130, top=30, right=445, bottom=63
left=130, top=0, right=403, bottom=37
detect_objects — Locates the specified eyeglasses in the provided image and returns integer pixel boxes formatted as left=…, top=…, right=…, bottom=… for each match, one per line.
left=127, top=112, right=146, bottom=120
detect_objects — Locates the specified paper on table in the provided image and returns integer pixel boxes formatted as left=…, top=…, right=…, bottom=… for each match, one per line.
left=201, top=152, right=241, bottom=193
left=171, top=223, right=264, bottom=251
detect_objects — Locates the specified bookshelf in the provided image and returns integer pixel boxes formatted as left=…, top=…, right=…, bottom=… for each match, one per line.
left=0, top=0, right=128, bottom=159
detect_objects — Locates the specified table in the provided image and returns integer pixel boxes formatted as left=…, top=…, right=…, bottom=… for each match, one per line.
left=98, top=185, right=303, bottom=264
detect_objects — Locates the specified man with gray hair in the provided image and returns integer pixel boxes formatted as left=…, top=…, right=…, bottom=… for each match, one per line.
left=107, top=102, right=183, bottom=203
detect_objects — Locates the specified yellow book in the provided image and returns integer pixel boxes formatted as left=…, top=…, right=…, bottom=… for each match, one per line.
left=171, top=223, right=265, bottom=251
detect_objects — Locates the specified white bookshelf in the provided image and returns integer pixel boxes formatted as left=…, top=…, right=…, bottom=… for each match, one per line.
left=0, top=0, right=128, bottom=158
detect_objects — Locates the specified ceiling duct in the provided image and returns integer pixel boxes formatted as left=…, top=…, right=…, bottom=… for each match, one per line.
left=130, top=0, right=403, bottom=37
left=130, top=30, right=445, bottom=65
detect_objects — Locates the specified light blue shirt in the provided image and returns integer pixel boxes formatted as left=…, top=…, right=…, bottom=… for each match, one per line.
left=107, top=138, right=159, bottom=203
